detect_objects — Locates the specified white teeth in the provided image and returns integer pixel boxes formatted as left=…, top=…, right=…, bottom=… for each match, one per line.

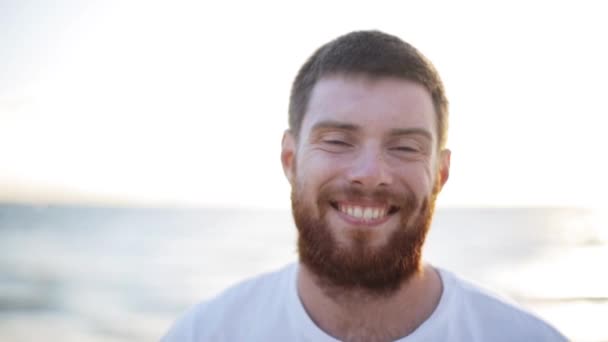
left=354, top=207, right=363, bottom=218
left=338, top=205, right=388, bottom=221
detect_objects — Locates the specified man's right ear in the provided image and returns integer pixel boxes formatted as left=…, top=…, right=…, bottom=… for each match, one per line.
left=281, top=130, right=296, bottom=186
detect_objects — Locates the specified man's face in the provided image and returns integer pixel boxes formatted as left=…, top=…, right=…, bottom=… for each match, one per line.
left=282, top=75, right=450, bottom=294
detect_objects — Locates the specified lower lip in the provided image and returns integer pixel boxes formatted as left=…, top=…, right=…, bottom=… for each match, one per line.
left=333, top=207, right=393, bottom=227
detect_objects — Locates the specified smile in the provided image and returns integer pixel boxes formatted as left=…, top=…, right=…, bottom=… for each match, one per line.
left=331, top=202, right=399, bottom=224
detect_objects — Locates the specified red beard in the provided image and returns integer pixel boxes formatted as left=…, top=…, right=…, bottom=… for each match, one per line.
left=292, top=182, right=438, bottom=297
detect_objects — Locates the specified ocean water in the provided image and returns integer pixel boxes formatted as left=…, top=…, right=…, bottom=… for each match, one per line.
left=0, top=204, right=606, bottom=341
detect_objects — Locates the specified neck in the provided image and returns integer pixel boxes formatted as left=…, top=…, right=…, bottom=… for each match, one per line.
left=297, top=263, right=442, bottom=342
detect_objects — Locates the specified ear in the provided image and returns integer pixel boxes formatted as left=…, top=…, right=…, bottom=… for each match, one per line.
left=436, top=148, right=451, bottom=191
left=281, top=130, right=296, bottom=186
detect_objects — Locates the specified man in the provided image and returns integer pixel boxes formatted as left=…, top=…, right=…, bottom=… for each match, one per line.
left=162, top=30, right=566, bottom=341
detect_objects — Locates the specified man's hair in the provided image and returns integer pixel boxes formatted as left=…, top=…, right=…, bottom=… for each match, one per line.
left=288, top=30, right=449, bottom=149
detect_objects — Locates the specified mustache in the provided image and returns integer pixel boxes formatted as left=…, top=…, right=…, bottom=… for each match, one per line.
left=318, top=184, right=418, bottom=211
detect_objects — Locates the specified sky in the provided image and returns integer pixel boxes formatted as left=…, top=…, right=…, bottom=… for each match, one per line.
left=1, top=0, right=607, bottom=209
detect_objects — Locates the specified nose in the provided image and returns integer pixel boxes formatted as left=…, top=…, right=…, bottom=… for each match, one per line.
left=347, top=146, right=393, bottom=189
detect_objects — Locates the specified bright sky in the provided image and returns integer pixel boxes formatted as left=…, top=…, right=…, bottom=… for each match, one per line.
left=1, top=0, right=606, bottom=209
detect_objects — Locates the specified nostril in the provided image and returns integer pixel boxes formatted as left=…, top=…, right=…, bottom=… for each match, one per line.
left=346, top=152, right=393, bottom=188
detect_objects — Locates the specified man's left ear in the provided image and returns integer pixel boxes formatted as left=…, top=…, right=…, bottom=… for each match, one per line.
left=437, top=149, right=451, bottom=190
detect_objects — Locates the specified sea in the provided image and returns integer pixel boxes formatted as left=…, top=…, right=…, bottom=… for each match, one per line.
left=0, top=204, right=606, bottom=342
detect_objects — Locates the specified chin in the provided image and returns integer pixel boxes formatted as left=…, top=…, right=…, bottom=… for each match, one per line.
left=292, top=185, right=436, bottom=296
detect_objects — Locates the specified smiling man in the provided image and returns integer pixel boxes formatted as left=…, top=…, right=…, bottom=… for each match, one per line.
left=162, top=30, right=566, bottom=341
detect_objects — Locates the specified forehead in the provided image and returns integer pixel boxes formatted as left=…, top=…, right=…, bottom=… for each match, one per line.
left=302, top=75, right=436, bottom=139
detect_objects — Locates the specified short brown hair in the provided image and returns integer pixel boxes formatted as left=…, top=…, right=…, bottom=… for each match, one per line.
left=288, top=30, right=449, bottom=149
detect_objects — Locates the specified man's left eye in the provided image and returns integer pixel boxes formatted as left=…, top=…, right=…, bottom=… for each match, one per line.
left=391, top=146, right=418, bottom=152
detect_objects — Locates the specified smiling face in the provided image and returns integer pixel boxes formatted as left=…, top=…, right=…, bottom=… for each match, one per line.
left=282, top=74, right=450, bottom=294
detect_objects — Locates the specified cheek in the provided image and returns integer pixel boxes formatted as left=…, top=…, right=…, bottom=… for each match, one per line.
left=297, top=151, right=343, bottom=180
left=295, top=154, right=343, bottom=200
left=400, top=163, right=435, bottom=195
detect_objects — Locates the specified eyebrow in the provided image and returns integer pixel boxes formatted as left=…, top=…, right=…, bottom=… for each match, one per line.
left=310, top=120, right=360, bottom=133
left=310, top=120, right=433, bottom=140
left=389, top=128, right=433, bottom=141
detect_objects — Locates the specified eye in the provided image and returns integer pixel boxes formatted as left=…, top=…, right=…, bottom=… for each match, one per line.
left=391, top=146, right=418, bottom=152
left=319, top=138, right=354, bottom=153
left=324, top=140, right=351, bottom=146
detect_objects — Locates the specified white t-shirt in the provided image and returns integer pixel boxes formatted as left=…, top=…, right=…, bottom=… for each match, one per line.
left=162, top=263, right=566, bottom=341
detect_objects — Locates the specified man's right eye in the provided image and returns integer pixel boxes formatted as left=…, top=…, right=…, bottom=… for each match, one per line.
left=320, top=139, right=354, bottom=153
left=324, top=140, right=350, bottom=146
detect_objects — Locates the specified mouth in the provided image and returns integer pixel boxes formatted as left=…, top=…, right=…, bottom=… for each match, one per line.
left=330, top=201, right=399, bottom=225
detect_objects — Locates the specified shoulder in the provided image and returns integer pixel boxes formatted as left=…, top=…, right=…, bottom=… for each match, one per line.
left=201, top=262, right=295, bottom=317
left=438, top=268, right=567, bottom=341
left=161, top=263, right=297, bottom=342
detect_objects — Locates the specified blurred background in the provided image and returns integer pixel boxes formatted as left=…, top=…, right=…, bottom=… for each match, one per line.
left=1, top=0, right=606, bottom=341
